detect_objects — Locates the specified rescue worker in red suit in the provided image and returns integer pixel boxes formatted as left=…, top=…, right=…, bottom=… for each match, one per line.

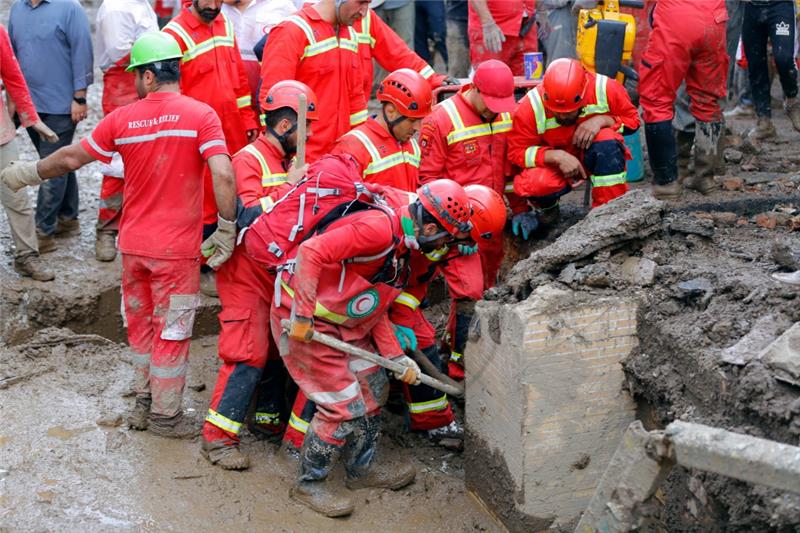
left=418, top=59, right=514, bottom=379
left=331, top=69, right=432, bottom=192
left=94, top=0, right=159, bottom=261
left=200, top=81, right=318, bottom=470
left=279, top=184, right=506, bottom=450
left=163, top=0, right=260, bottom=295
left=0, top=33, right=238, bottom=438
left=468, top=0, right=537, bottom=75
left=259, top=0, right=370, bottom=162
left=277, top=177, right=473, bottom=516
left=640, top=0, right=728, bottom=201
left=508, top=58, right=640, bottom=238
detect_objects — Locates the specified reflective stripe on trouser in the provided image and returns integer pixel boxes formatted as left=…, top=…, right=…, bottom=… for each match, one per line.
left=583, top=129, right=629, bottom=208
left=283, top=391, right=318, bottom=450
left=202, top=248, right=284, bottom=444
left=271, top=306, right=388, bottom=447
left=97, top=174, right=124, bottom=232
left=121, top=254, right=200, bottom=417
left=403, top=346, right=454, bottom=430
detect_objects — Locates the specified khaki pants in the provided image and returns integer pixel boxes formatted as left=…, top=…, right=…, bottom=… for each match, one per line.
left=0, top=138, right=37, bottom=259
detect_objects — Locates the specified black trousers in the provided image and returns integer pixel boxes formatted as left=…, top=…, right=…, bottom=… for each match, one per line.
left=742, top=0, right=798, bottom=117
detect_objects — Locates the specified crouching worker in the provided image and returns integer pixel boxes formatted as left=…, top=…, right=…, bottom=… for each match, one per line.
left=0, top=33, right=237, bottom=438
left=508, top=58, right=639, bottom=238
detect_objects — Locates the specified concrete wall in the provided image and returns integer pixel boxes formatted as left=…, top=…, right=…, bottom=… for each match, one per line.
left=466, top=285, right=638, bottom=530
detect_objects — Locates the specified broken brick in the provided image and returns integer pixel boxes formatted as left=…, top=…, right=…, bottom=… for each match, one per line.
left=722, top=177, right=744, bottom=191
left=755, top=213, right=778, bottom=230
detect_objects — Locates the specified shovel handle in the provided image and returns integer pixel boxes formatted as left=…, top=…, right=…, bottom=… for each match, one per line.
left=296, top=93, right=307, bottom=168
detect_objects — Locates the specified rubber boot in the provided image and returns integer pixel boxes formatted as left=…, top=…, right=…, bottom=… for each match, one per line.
left=148, top=412, right=199, bottom=439
left=95, top=231, right=117, bottom=262
left=713, top=122, right=727, bottom=176
left=127, top=396, right=151, bottom=430
left=686, top=121, right=720, bottom=195
left=344, top=415, right=416, bottom=491
left=645, top=121, right=681, bottom=201
left=247, top=359, right=288, bottom=443
left=675, top=129, right=694, bottom=184
left=291, top=426, right=354, bottom=517
left=200, top=439, right=250, bottom=470
left=786, top=99, right=800, bottom=133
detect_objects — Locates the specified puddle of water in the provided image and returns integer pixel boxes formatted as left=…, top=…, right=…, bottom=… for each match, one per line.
left=46, top=425, right=93, bottom=440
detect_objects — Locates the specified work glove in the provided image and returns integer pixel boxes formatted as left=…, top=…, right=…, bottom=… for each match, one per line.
left=458, top=243, right=478, bottom=256
left=441, top=76, right=460, bottom=86
left=201, top=216, right=237, bottom=269
left=1, top=160, right=42, bottom=192
left=392, top=355, right=422, bottom=386
left=481, top=20, right=506, bottom=54
left=511, top=211, right=540, bottom=240
left=393, top=324, right=418, bottom=352
left=288, top=315, right=314, bottom=343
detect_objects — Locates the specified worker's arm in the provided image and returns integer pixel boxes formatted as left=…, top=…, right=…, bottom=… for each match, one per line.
left=507, top=94, right=550, bottom=169
left=348, top=57, right=368, bottom=127
left=208, top=154, right=236, bottom=223
left=469, top=0, right=504, bottom=53
left=66, top=3, right=94, bottom=123
left=37, top=143, right=95, bottom=179
left=96, top=8, right=138, bottom=69
left=418, top=112, right=448, bottom=184
left=258, top=22, right=304, bottom=111
left=606, top=76, right=641, bottom=134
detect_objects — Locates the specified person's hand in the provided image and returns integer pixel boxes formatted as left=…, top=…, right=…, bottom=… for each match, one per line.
left=31, top=120, right=59, bottom=143
left=481, top=20, right=505, bottom=54
left=201, top=216, right=237, bottom=268
left=287, top=161, right=308, bottom=185
left=511, top=211, right=539, bottom=240
left=392, top=323, right=418, bottom=352
left=1, top=160, right=42, bottom=192
left=573, top=115, right=612, bottom=150
left=554, top=150, right=587, bottom=181
left=392, top=355, right=422, bottom=385
left=288, top=315, right=314, bottom=342
left=246, top=128, right=259, bottom=143
left=441, top=76, right=460, bottom=86
left=71, top=100, right=87, bottom=124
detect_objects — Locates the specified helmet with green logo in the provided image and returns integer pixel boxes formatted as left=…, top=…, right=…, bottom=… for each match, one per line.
left=126, top=32, right=183, bottom=72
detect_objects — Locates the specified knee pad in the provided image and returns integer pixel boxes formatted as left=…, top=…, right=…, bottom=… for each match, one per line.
left=584, top=139, right=626, bottom=176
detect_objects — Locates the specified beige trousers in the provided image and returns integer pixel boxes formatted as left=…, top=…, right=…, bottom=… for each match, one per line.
left=0, top=138, right=37, bottom=258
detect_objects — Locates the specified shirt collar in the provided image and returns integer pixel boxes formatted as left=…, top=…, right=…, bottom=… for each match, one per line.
left=181, top=6, right=225, bottom=30
left=25, top=0, right=50, bottom=7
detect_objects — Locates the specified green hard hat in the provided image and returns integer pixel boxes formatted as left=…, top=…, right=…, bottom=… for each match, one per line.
left=126, top=32, right=183, bottom=72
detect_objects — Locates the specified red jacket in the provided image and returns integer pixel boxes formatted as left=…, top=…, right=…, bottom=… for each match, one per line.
left=259, top=4, right=366, bottom=161
left=331, top=117, right=421, bottom=192
left=354, top=9, right=445, bottom=99
left=0, top=24, right=38, bottom=145
left=418, top=86, right=512, bottom=195
left=163, top=8, right=259, bottom=154
left=508, top=72, right=639, bottom=170
left=233, top=135, right=289, bottom=212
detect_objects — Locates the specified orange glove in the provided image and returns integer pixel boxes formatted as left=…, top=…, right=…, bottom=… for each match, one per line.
left=288, top=315, right=314, bottom=343
left=392, top=355, right=422, bottom=385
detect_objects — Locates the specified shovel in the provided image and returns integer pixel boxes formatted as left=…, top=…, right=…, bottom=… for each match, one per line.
left=280, top=319, right=464, bottom=398
left=295, top=93, right=307, bottom=167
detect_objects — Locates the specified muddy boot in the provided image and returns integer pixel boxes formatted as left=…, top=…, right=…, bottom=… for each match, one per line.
left=36, top=231, right=56, bottom=254
left=686, top=121, right=720, bottom=195
left=127, top=396, right=152, bottom=430
left=200, top=439, right=250, bottom=470
left=148, top=412, right=199, bottom=439
left=55, top=217, right=80, bottom=236
left=95, top=231, right=117, bottom=262
left=645, top=121, right=681, bottom=201
left=344, top=415, right=416, bottom=491
left=427, top=420, right=464, bottom=441
left=748, top=116, right=777, bottom=141
left=675, top=128, right=694, bottom=184
left=291, top=426, right=354, bottom=517
left=199, top=270, right=218, bottom=297
left=13, top=253, right=55, bottom=281
left=786, top=99, right=800, bottom=133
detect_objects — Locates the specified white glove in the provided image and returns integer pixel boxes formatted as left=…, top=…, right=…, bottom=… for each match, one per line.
left=1, top=160, right=42, bottom=192
left=392, top=355, right=422, bottom=386
left=201, top=216, right=237, bottom=269
left=482, top=20, right=506, bottom=54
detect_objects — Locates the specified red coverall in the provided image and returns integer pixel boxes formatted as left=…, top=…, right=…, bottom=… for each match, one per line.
left=270, top=208, right=405, bottom=449
left=639, top=0, right=728, bottom=124
left=468, top=0, right=537, bottom=75
left=80, top=92, right=229, bottom=419
left=331, top=117, right=421, bottom=192
left=418, top=87, right=510, bottom=375
left=259, top=4, right=366, bottom=162
left=508, top=73, right=640, bottom=208
left=163, top=8, right=259, bottom=225
left=202, top=137, right=290, bottom=447
left=354, top=9, right=446, bottom=99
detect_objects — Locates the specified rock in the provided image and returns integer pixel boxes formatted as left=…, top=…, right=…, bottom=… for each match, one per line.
left=724, top=149, right=743, bottom=164
left=667, top=215, right=715, bottom=238
left=760, top=323, right=800, bottom=386
left=712, top=212, right=738, bottom=226
left=755, top=213, right=778, bottom=230
left=736, top=218, right=750, bottom=226
left=189, top=383, right=206, bottom=392
left=507, top=190, right=665, bottom=291
left=621, top=257, right=657, bottom=286
left=96, top=414, right=123, bottom=427
left=577, top=264, right=611, bottom=288
left=676, top=278, right=714, bottom=309
left=721, top=177, right=744, bottom=191
left=720, top=314, right=791, bottom=366
left=772, top=239, right=800, bottom=270
left=744, top=173, right=777, bottom=185
left=558, top=263, right=577, bottom=284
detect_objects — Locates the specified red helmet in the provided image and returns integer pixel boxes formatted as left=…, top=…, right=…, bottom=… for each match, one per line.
left=264, top=80, right=320, bottom=120
left=465, top=185, right=506, bottom=242
left=416, top=179, right=472, bottom=236
left=541, top=58, right=587, bottom=113
left=377, top=68, right=432, bottom=119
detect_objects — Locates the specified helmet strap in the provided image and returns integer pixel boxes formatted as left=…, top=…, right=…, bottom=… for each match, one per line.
left=382, top=106, right=407, bottom=140
left=267, top=120, right=297, bottom=155
left=411, top=201, right=450, bottom=246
